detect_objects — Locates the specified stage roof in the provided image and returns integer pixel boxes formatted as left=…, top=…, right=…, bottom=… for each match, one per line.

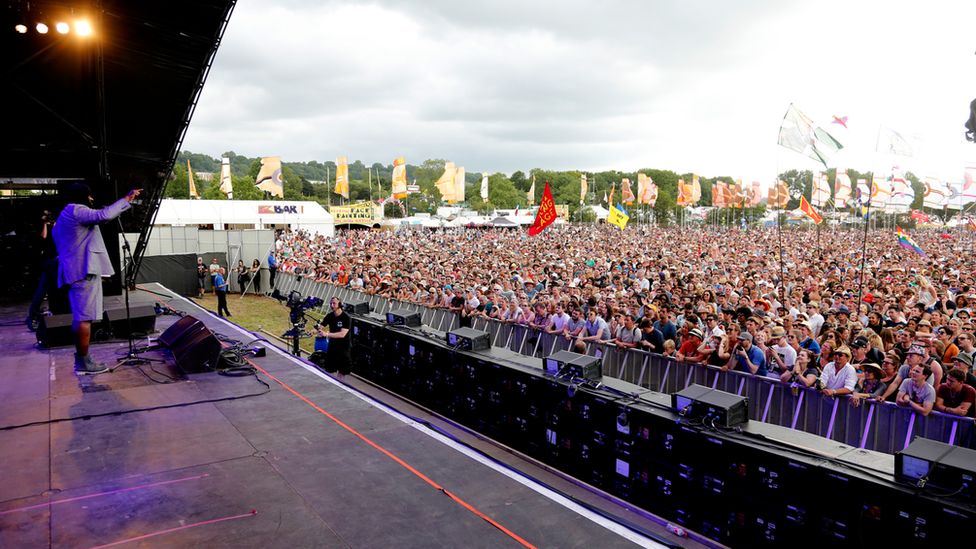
left=1, top=1, right=235, bottom=186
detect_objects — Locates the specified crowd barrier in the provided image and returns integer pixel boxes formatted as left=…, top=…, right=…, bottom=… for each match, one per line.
left=272, top=272, right=975, bottom=454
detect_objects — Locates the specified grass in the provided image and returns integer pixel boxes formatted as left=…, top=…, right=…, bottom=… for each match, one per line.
left=189, top=292, right=312, bottom=351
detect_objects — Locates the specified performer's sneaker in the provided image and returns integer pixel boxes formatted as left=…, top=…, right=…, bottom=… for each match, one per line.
left=74, top=354, right=109, bottom=375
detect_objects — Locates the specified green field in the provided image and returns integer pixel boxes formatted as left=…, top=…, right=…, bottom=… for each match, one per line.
left=189, top=293, right=317, bottom=353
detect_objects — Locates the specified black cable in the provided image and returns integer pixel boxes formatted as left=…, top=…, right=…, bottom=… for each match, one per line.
left=0, top=373, right=271, bottom=432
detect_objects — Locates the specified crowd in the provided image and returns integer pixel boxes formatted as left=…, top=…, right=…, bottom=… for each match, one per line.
left=271, top=224, right=976, bottom=419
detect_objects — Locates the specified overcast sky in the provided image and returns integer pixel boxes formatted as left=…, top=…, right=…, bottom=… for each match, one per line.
left=182, top=0, right=976, bottom=183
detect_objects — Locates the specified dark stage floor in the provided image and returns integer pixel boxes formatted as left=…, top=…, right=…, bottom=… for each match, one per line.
left=0, top=284, right=710, bottom=548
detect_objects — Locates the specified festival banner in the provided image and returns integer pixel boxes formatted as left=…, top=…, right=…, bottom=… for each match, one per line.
left=391, top=156, right=408, bottom=199
left=481, top=173, right=489, bottom=200
left=219, top=157, right=233, bottom=198
left=676, top=178, right=692, bottom=206
left=622, top=178, right=635, bottom=205
left=334, top=156, right=349, bottom=199
left=922, top=177, right=949, bottom=209
left=453, top=166, right=465, bottom=203
left=527, top=175, right=536, bottom=205
left=527, top=181, right=557, bottom=236
left=871, top=175, right=892, bottom=208
left=579, top=173, right=588, bottom=204
left=554, top=204, right=569, bottom=220
left=255, top=156, right=284, bottom=198
left=691, top=175, right=702, bottom=204
left=712, top=180, right=727, bottom=207
left=434, top=162, right=458, bottom=203
left=188, top=160, right=199, bottom=199
left=331, top=202, right=376, bottom=225
left=811, top=172, right=831, bottom=208
left=834, top=168, right=852, bottom=208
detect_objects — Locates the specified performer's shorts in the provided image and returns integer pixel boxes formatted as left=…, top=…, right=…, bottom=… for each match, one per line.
left=69, top=274, right=103, bottom=324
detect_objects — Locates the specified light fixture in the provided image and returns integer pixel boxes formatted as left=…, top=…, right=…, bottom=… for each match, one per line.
left=55, top=22, right=70, bottom=34
left=74, top=20, right=92, bottom=37
left=14, top=24, right=28, bottom=34
left=36, top=22, right=48, bottom=34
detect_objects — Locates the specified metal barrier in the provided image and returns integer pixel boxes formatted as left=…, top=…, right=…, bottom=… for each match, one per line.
left=270, top=272, right=975, bottom=453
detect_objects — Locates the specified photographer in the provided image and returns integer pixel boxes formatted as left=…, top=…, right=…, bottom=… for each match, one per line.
left=26, top=209, right=58, bottom=331
left=317, top=296, right=351, bottom=380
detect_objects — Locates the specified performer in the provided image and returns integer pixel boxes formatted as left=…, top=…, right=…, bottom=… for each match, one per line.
left=317, top=296, right=351, bottom=380
left=52, top=183, right=141, bottom=374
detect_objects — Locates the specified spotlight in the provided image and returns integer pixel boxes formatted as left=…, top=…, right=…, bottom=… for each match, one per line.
left=36, top=23, right=48, bottom=34
left=75, top=20, right=92, bottom=37
left=55, top=22, right=70, bottom=34
left=14, top=24, right=28, bottom=33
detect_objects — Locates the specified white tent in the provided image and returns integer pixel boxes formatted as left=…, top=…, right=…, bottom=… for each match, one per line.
left=155, top=199, right=334, bottom=236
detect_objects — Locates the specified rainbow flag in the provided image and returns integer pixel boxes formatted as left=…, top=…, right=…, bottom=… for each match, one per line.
left=896, top=227, right=925, bottom=256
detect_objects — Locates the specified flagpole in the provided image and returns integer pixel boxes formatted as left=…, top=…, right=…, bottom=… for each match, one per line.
left=854, top=188, right=873, bottom=312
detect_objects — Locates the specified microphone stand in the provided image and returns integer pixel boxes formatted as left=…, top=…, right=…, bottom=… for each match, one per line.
left=113, top=216, right=165, bottom=370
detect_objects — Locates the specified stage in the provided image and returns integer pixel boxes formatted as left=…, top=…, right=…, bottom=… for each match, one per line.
left=0, top=284, right=704, bottom=548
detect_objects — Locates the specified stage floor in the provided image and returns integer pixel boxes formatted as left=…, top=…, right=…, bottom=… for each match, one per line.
left=0, top=285, right=710, bottom=548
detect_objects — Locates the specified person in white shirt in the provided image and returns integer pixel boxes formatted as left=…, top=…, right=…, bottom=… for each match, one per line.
left=819, top=345, right=858, bottom=397
left=805, top=301, right=825, bottom=338
left=768, top=326, right=798, bottom=378
left=546, top=303, right=571, bottom=334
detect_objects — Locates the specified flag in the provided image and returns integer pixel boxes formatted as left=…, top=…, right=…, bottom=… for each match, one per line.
left=579, top=173, right=587, bottom=204
left=834, top=169, right=852, bottom=208
left=811, top=172, right=831, bottom=208
left=872, top=175, right=892, bottom=208
left=608, top=181, right=616, bottom=208
left=602, top=191, right=608, bottom=204
left=514, top=205, right=519, bottom=217
left=527, top=181, right=557, bottom=236
left=391, top=156, right=408, bottom=199
left=636, top=173, right=651, bottom=205
left=434, top=162, right=458, bottom=202
left=768, top=180, right=789, bottom=209
left=647, top=181, right=658, bottom=207
left=911, top=210, right=931, bottom=223
left=967, top=217, right=976, bottom=231
left=219, top=157, right=233, bottom=198
left=622, top=178, right=635, bottom=205
left=453, top=166, right=465, bottom=203
left=922, top=177, right=948, bottom=209
left=748, top=181, right=762, bottom=207
left=878, top=127, right=916, bottom=157
left=527, top=175, right=536, bottom=205
left=608, top=203, right=629, bottom=230
left=896, top=227, right=926, bottom=256
left=777, top=104, right=844, bottom=167
left=676, top=178, right=692, bottom=206
left=888, top=169, right=914, bottom=212
left=712, top=181, right=727, bottom=207
left=798, top=196, right=823, bottom=224
left=731, top=179, right=744, bottom=208
left=187, top=159, right=199, bottom=199
left=691, top=175, right=702, bottom=204
left=481, top=173, right=489, bottom=200
left=334, top=156, right=349, bottom=199
left=255, top=156, right=284, bottom=198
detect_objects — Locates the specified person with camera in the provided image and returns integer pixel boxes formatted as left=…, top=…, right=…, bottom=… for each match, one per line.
left=52, top=183, right=141, bottom=375
left=721, top=332, right=767, bottom=376
left=317, top=296, right=351, bottom=380
left=26, top=209, right=58, bottom=331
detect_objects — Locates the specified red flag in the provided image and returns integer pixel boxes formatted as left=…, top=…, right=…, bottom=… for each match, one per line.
left=910, top=210, right=930, bottom=223
left=799, top=195, right=823, bottom=224
left=528, top=181, right=557, bottom=236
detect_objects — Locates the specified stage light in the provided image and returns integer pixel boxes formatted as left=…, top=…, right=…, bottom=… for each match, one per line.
left=36, top=23, right=48, bottom=34
left=75, top=20, right=92, bottom=37
left=55, top=22, right=70, bottom=34
left=15, top=24, right=28, bottom=33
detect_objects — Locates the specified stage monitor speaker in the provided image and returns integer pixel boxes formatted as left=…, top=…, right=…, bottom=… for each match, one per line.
left=672, top=384, right=749, bottom=427
left=104, top=304, right=157, bottom=336
left=159, top=315, right=200, bottom=347
left=447, top=327, right=491, bottom=352
left=344, top=298, right=371, bottom=315
left=386, top=308, right=421, bottom=327
left=158, top=315, right=222, bottom=373
left=38, top=314, right=74, bottom=348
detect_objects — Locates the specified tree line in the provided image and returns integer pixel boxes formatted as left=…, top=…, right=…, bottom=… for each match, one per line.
left=165, top=151, right=941, bottom=222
